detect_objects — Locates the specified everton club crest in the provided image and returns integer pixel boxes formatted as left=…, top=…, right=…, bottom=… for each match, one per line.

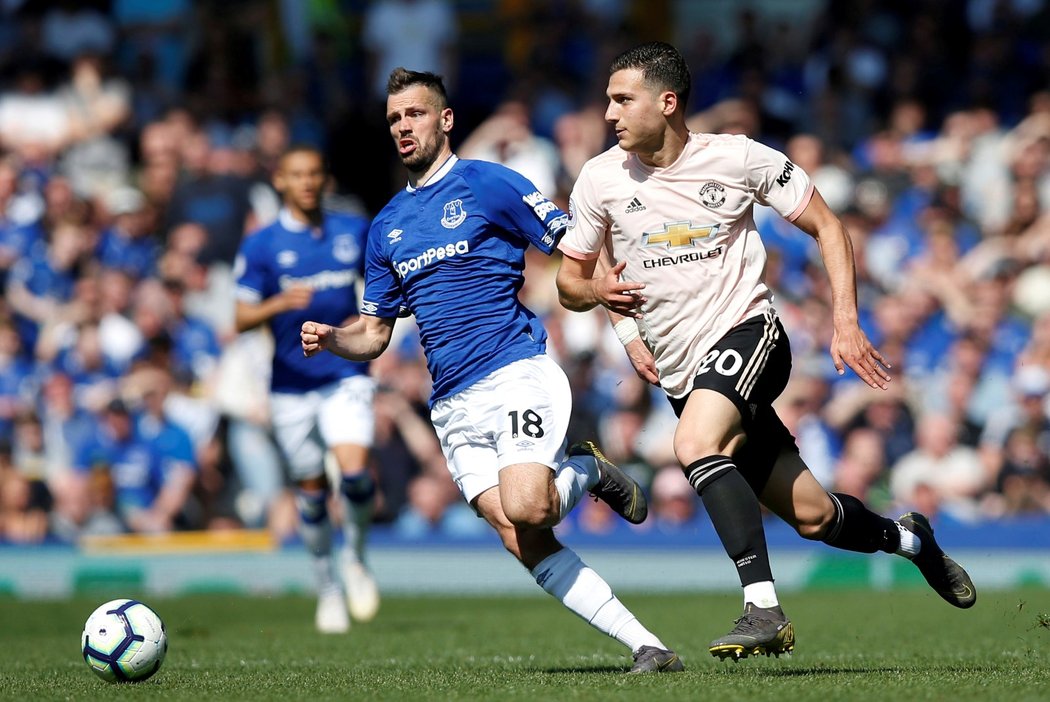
left=441, top=199, right=467, bottom=229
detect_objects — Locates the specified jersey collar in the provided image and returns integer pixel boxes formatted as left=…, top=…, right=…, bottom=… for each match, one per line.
left=279, top=207, right=322, bottom=236
left=406, top=154, right=458, bottom=193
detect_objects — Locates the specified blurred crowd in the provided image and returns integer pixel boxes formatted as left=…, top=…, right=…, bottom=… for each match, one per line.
left=1, top=0, right=1049, bottom=546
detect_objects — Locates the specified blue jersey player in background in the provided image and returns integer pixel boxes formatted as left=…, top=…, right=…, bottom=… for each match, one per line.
left=301, top=68, right=683, bottom=673
left=234, top=146, right=379, bottom=634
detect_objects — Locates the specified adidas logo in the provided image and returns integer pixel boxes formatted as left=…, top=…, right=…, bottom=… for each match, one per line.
left=625, top=197, right=646, bottom=213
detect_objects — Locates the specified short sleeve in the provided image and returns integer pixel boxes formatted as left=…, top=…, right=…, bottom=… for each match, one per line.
left=233, top=232, right=269, bottom=304
left=557, top=162, right=607, bottom=260
left=361, top=218, right=405, bottom=319
left=746, top=139, right=814, bottom=222
left=476, top=163, right=567, bottom=255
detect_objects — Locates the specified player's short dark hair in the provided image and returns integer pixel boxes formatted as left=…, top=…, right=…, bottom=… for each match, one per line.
left=279, top=144, right=327, bottom=170
left=386, top=67, right=448, bottom=109
left=610, top=42, right=691, bottom=110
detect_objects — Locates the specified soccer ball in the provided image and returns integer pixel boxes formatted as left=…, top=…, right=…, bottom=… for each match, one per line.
left=81, top=599, right=167, bottom=683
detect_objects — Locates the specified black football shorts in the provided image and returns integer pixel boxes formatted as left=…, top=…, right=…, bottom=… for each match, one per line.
left=667, top=310, right=799, bottom=495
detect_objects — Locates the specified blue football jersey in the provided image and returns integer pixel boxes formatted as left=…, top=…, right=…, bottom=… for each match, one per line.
left=362, top=156, right=568, bottom=405
left=235, top=208, right=371, bottom=393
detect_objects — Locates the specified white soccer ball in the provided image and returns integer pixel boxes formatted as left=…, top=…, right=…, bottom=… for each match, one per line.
left=81, top=599, right=168, bottom=683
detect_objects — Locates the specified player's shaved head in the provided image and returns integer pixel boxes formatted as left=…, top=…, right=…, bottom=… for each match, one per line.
left=386, top=67, right=448, bottom=109
left=610, top=42, right=691, bottom=110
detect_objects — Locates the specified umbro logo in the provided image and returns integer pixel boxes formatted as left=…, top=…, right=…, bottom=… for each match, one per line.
left=535, top=568, right=552, bottom=587
left=625, top=197, right=646, bottom=213
left=387, top=228, right=403, bottom=244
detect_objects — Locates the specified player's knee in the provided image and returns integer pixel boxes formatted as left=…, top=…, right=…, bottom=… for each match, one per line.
left=795, top=502, right=836, bottom=540
left=501, top=495, right=558, bottom=529
left=672, top=434, right=741, bottom=467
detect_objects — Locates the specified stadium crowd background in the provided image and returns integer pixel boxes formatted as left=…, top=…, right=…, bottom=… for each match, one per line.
left=0, top=0, right=1049, bottom=545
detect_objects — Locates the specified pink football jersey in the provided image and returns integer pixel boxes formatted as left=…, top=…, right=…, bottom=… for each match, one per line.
left=560, top=132, right=814, bottom=398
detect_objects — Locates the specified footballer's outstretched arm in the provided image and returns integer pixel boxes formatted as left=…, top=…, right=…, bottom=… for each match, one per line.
left=556, top=255, right=646, bottom=317
left=235, top=286, right=314, bottom=333
left=792, top=188, right=891, bottom=390
left=301, top=314, right=395, bottom=361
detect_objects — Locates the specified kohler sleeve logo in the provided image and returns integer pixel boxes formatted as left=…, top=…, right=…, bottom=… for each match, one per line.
left=775, top=161, right=795, bottom=187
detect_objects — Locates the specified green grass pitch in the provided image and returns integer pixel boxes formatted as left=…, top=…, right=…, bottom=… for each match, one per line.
left=3, top=588, right=1049, bottom=701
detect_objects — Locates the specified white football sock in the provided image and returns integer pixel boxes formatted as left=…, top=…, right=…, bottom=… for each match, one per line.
left=743, top=580, right=779, bottom=608
left=296, top=488, right=337, bottom=589
left=531, top=547, right=666, bottom=653
left=553, top=456, right=599, bottom=521
left=338, top=473, right=375, bottom=564
left=895, top=522, right=921, bottom=558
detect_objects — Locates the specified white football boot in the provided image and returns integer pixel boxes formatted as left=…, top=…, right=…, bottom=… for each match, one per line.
left=343, top=561, right=380, bottom=622
left=315, top=584, right=350, bottom=633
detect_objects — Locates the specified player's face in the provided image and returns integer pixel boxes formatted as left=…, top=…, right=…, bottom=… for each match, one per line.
left=386, top=86, right=453, bottom=173
left=605, top=68, right=674, bottom=154
left=274, top=151, right=326, bottom=213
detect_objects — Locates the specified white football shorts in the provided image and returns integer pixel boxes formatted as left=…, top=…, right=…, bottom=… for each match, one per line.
left=270, top=375, right=376, bottom=480
left=430, top=354, right=571, bottom=504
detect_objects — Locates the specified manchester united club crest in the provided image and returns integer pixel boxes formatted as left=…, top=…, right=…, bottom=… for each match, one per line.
left=700, top=181, right=726, bottom=208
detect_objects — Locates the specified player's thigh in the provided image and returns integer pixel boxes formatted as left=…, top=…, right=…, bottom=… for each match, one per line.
left=674, top=389, right=747, bottom=463
left=473, top=487, right=562, bottom=569
left=758, top=448, right=835, bottom=532
left=270, top=390, right=326, bottom=481
left=498, top=461, right=559, bottom=521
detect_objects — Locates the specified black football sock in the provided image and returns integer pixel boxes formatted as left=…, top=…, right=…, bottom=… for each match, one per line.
left=686, top=456, right=774, bottom=586
left=822, top=492, right=901, bottom=554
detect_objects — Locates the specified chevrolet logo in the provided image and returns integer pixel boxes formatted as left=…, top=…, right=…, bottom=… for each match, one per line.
left=642, top=222, right=720, bottom=248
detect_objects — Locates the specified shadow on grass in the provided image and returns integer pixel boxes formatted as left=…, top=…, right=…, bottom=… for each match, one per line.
left=755, top=666, right=905, bottom=677
left=747, top=663, right=995, bottom=678
left=539, top=666, right=633, bottom=675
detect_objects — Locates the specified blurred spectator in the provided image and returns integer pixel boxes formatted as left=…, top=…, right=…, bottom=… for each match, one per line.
left=459, top=99, right=561, bottom=198
left=96, top=186, right=159, bottom=280
left=41, top=1, right=116, bottom=64
left=0, top=436, right=49, bottom=544
left=37, top=371, right=96, bottom=480
left=0, top=61, right=72, bottom=163
left=59, top=53, right=132, bottom=199
left=111, top=0, right=193, bottom=97
left=127, top=363, right=226, bottom=528
left=210, top=328, right=286, bottom=530
left=0, top=318, right=35, bottom=444
left=370, top=362, right=446, bottom=520
left=826, top=381, right=917, bottom=469
left=129, top=277, right=221, bottom=387
left=48, top=321, right=123, bottom=413
left=72, top=397, right=196, bottom=534
left=774, top=371, right=838, bottom=489
left=165, top=129, right=252, bottom=268
left=648, top=465, right=701, bottom=534
left=990, top=424, right=1050, bottom=516
left=832, top=427, right=890, bottom=510
left=393, top=472, right=484, bottom=538
left=6, top=218, right=91, bottom=355
left=362, top=0, right=458, bottom=104
left=979, top=366, right=1050, bottom=485
left=890, top=412, right=987, bottom=521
